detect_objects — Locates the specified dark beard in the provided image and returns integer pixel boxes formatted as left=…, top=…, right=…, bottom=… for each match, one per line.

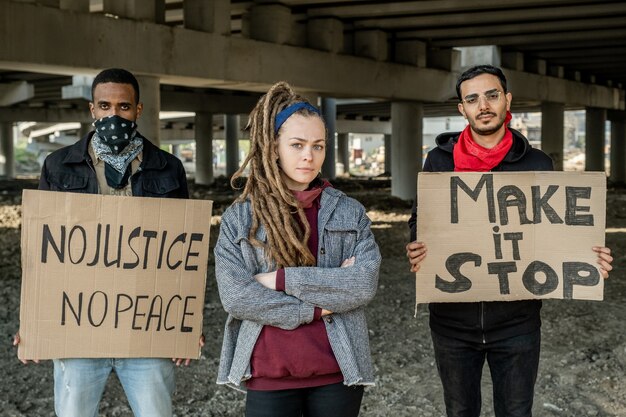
left=469, top=113, right=506, bottom=136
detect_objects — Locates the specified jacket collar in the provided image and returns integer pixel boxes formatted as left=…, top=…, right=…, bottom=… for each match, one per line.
left=62, top=131, right=167, bottom=170
left=435, top=128, right=530, bottom=163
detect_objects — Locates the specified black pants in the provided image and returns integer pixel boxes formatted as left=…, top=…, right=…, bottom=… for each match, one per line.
left=245, top=382, right=364, bottom=417
left=431, top=329, right=541, bottom=417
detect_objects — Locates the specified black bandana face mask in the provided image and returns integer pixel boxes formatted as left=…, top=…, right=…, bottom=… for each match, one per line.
left=92, top=115, right=137, bottom=155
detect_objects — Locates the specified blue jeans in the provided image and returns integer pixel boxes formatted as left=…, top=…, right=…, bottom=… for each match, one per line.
left=53, top=358, right=175, bottom=417
left=246, top=382, right=364, bottom=417
left=431, top=330, right=540, bottom=417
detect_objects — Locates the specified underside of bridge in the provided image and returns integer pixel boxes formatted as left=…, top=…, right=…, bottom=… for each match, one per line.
left=1, top=0, right=625, bottom=198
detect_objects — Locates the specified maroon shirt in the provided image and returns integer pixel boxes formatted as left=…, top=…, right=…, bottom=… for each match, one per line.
left=247, top=186, right=343, bottom=391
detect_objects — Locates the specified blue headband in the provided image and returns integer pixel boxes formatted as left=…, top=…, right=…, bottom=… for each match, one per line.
left=274, top=102, right=321, bottom=134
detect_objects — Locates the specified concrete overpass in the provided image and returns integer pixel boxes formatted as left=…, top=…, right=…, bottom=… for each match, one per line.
left=0, top=0, right=625, bottom=199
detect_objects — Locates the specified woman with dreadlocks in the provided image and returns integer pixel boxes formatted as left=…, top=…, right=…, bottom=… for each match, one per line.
left=214, top=81, right=381, bottom=417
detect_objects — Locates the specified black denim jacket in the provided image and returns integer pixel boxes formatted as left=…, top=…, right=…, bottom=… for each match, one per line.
left=38, top=132, right=189, bottom=199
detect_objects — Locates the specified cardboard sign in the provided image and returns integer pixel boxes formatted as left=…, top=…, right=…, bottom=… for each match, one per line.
left=416, top=172, right=606, bottom=304
left=19, top=190, right=213, bottom=360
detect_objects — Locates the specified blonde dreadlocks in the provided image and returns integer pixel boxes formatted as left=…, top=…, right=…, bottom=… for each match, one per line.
left=231, top=81, right=324, bottom=269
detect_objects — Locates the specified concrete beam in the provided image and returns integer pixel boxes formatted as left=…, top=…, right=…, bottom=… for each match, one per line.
left=0, top=1, right=456, bottom=103
left=0, top=107, right=91, bottom=123
left=160, top=90, right=259, bottom=114
left=308, top=0, right=588, bottom=19
left=431, top=28, right=626, bottom=49
left=0, top=81, right=35, bottom=106
left=392, top=16, right=626, bottom=40
left=355, top=3, right=626, bottom=30
left=0, top=1, right=621, bottom=110
left=336, top=119, right=391, bottom=135
left=505, top=70, right=623, bottom=110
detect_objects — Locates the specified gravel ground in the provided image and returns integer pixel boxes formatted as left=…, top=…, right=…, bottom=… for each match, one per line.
left=1, top=178, right=624, bottom=417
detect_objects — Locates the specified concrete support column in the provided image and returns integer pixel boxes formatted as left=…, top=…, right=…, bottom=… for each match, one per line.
left=59, top=0, right=89, bottom=12
left=184, top=0, right=230, bottom=34
left=337, top=133, right=349, bottom=176
left=136, top=76, right=160, bottom=147
left=321, top=98, right=337, bottom=179
left=391, top=102, right=423, bottom=200
left=103, top=0, right=161, bottom=21
left=585, top=107, right=607, bottom=172
left=225, top=114, right=240, bottom=177
left=195, top=112, right=213, bottom=185
left=384, top=134, right=392, bottom=174
left=610, top=118, right=626, bottom=183
left=171, top=144, right=181, bottom=158
left=459, top=45, right=501, bottom=68
left=0, top=122, right=15, bottom=178
left=540, top=102, right=565, bottom=171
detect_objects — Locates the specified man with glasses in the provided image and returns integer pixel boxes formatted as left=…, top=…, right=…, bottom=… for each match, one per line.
left=406, top=65, right=613, bottom=417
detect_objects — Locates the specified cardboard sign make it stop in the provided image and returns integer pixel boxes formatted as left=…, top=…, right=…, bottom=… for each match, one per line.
left=19, top=190, right=213, bottom=360
left=416, top=171, right=606, bottom=305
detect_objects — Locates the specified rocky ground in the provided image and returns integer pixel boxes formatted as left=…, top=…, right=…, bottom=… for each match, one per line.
left=0, top=178, right=624, bottom=417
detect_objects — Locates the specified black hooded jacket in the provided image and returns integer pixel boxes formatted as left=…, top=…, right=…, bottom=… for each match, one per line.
left=409, top=128, right=554, bottom=343
left=39, top=131, right=189, bottom=199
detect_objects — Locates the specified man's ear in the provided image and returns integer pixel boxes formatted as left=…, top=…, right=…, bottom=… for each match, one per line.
left=457, top=102, right=467, bottom=119
left=89, top=102, right=96, bottom=119
left=505, top=92, right=512, bottom=111
left=136, top=102, right=143, bottom=119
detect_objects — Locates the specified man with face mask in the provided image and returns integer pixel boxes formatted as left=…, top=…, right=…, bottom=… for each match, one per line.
left=15, top=68, right=193, bottom=417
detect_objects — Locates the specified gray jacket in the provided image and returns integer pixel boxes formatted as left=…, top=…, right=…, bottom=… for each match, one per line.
left=214, top=187, right=381, bottom=389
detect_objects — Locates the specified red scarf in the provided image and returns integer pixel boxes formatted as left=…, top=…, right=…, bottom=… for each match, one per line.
left=453, top=111, right=513, bottom=172
left=291, top=179, right=332, bottom=208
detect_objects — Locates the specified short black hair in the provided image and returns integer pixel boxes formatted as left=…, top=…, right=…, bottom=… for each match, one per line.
left=91, top=68, right=140, bottom=104
left=456, top=65, right=507, bottom=101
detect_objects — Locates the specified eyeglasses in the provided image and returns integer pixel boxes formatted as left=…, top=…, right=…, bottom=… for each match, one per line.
left=461, top=90, right=503, bottom=106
